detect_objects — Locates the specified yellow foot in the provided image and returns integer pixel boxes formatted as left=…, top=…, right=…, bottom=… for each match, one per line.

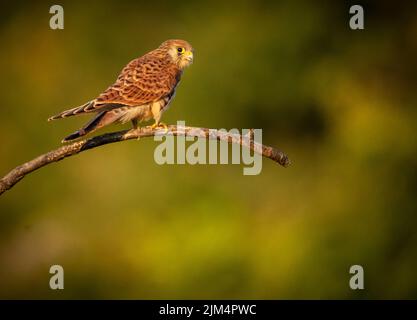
left=150, top=122, right=168, bottom=133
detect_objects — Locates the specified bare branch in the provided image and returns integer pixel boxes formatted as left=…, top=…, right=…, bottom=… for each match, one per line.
left=0, top=125, right=290, bottom=196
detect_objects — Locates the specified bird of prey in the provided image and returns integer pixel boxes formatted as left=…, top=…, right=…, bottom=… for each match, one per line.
left=48, top=39, right=194, bottom=142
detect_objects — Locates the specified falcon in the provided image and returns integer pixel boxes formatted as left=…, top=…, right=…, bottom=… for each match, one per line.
left=48, top=39, right=194, bottom=142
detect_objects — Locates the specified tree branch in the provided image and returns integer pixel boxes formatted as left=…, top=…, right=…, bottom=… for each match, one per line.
left=0, top=125, right=290, bottom=196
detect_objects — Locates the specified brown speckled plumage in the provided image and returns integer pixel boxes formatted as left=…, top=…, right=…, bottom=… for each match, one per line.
left=48, top=39, right=194, bottom=142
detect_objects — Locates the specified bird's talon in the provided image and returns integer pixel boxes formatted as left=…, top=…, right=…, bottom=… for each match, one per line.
left=160, top=123, right=168, bottom=134
left=150, top=122, right=168, bottom=133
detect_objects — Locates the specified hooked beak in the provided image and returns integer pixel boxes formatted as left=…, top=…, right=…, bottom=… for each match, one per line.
left=184, top=50, right=194, bottom=63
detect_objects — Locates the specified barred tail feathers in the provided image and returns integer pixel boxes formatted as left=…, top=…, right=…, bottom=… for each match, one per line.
left=48, top=101, right=95, bottom=121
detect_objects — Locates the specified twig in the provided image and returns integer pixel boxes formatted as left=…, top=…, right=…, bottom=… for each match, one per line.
left=0, top=125, right=290, bottom=196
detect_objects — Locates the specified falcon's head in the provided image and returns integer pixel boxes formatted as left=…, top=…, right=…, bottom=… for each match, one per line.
left=160, top=39, right=194, bottom=70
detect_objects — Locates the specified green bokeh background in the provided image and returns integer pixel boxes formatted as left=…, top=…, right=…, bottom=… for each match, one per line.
left=1, top=0, right=416, bottom=299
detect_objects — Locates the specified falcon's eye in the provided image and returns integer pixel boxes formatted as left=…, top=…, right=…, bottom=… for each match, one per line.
left=177, top=47, right=185, bottom=54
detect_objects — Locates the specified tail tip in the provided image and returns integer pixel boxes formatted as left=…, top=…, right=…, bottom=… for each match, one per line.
left=61, top=128, right=86, bottom=143
left=48, top=115, right=60, bottom=122
left=62, top=132, right=80, bottom=143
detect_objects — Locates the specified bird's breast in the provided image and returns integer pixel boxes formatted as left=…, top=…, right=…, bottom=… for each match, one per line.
left=118, top=104, right=153, bottom=124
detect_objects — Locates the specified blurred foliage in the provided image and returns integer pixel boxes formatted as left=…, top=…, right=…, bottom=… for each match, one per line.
left=0, top=0, right=416, bottom=299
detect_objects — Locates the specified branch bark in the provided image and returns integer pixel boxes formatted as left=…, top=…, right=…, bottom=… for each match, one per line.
left=0, top=125, right=290, bottom=196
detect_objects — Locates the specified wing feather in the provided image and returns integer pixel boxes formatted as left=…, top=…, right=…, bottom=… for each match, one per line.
left=93, top=55, right=180, bottom=109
